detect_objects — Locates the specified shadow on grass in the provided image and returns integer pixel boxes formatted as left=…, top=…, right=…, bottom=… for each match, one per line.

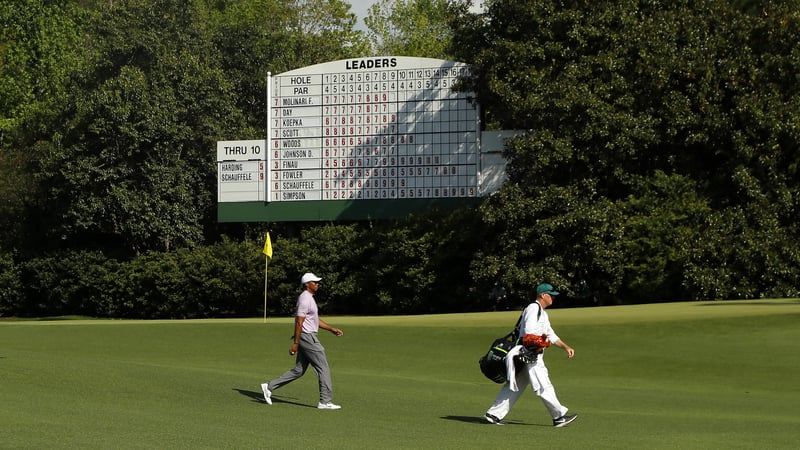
left=440, top=415, right=545, bottom=426
left=232, top=388, right=315, bottom=408
left=440, top=415, right=486, bottom=424
left=697, top=300, right=800, bottom=306
left=0, top=315, right=98, bottom=322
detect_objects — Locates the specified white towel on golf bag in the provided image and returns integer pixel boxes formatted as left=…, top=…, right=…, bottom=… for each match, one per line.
left=505, top=345, right=524, bottom=391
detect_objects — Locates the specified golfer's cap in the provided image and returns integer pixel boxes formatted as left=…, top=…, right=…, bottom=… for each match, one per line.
left=536, top=283, right=559, bottom=296
left=301, top=272, right=322, bottom=284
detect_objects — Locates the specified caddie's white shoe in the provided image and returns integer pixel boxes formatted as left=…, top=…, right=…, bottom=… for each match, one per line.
left=553, top=413, right=577, bottom=427
left=485, top=413, right=506, bottom=425
left=317, top=402, right=341, bottom=410
left=261, top=383, right=272, bottom=405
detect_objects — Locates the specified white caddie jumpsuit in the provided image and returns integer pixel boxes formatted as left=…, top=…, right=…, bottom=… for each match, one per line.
left=485, top=301, right=569, bottom=420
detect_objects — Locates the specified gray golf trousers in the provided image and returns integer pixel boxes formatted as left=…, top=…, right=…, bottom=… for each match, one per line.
left=268, top=332, right=333, bottom=403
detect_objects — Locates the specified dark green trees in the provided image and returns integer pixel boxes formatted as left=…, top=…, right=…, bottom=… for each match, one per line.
left=3, top=0, right=799, bottom=317
left=453, top=0, right=800, bottom=303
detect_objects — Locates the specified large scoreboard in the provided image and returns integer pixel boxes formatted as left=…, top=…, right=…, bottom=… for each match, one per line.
left=217, top=56, right=487, bottom=222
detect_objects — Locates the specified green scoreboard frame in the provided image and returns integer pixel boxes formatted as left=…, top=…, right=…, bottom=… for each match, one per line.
left=218, top=197, right=481, bottom=222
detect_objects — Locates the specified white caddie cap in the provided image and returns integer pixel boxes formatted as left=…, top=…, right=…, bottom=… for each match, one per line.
left=301, top=272, right=322, bottom=284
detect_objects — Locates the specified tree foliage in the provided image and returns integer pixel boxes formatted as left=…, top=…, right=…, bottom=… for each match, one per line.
left=18, top=0, right=238, bottom=255
left=3, top=0, right=800, bottom=318
left=364, top=0, right=461, bottom=58
left=0, top=0, right=90, bottom=253
left=14, top=0, right=369, bottom=256
left=207, top=0, right=369, bottom=129
left=454, top=0, right=800, bottom=302
left=0, top=0, right=491, bottom=318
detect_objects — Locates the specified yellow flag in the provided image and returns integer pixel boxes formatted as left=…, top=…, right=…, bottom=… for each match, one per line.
left=263, top=232, right=273, bottom=259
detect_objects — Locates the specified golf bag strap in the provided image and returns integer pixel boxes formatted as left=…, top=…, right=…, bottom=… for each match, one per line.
left=511, top=302, right=542, bottom=342
left=510, top=311, right=523, bottom=341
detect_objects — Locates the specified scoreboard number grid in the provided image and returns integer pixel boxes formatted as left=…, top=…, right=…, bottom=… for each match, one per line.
left=267, top=57, right=479, bottom=203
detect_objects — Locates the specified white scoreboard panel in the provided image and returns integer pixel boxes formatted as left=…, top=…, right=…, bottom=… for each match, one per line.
left=267, top=57, right=479, bottom=203
left=217, top=139, right=266, bottom=202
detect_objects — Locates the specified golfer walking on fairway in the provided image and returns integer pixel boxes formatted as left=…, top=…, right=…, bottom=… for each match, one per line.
left=261, top=272, right=344, bottom=410
left=484, top=283, right=577, bottom=426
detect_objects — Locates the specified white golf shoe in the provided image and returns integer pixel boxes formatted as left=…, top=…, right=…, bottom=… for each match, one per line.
left=317, top=402, right=341, bottom=410
left=261, top=383, right=272, bottom=405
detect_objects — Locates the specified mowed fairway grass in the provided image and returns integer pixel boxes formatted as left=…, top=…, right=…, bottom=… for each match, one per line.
left=2, top=300, right=799, bottom=449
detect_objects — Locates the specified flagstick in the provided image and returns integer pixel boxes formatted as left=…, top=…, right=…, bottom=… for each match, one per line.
left=264, top=256, right=269, bottom=323
left=262, top=232, right=273, bottom=323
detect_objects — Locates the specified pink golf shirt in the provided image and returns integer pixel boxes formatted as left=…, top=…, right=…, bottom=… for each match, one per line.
left=296, top=290, right=319, bottom=333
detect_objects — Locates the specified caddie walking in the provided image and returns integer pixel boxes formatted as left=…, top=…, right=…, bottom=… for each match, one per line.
left=484, top=283, right=578, bottom=427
